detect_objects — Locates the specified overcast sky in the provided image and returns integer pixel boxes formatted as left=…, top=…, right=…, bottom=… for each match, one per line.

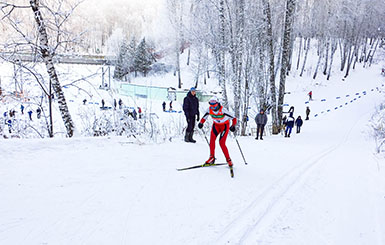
left=78, top=0, right=170, bottom=40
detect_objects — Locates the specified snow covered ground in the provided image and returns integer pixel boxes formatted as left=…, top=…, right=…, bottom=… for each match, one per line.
left=1, top=62, right=385, bottom=244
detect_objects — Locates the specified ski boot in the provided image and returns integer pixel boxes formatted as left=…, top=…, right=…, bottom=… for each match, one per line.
left=203, top=156, right=215, bottom=167
left=227, top=158, right=234, bottom=178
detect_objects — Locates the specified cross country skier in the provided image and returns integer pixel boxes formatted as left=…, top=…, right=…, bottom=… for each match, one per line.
left=198, top=97, right=237, bottom=169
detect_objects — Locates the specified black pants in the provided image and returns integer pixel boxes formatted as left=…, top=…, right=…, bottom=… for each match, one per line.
left=186, top=116, right=196, bottom=132
left=257, top=124, right=265, bottom=138
left=297, top=126, right=301, bottom=133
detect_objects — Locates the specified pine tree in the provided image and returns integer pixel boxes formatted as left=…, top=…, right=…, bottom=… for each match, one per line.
left=127, top=37, right=138, bottom=76
left=113, top=40, right=129, bottom=80
left=134, top=38, right=154, bottom=77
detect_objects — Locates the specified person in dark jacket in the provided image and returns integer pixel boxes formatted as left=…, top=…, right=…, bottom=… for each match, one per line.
left=182, top=87, right=200, bottom=143
left=285, top=115, right=295, bottom=137
left=162, top=101, right=166, bottom=111
left=305, top=106, right=310, bottom=120
left=295, top=116, right=303, bottom=133
left=36, top=108, right=41, bottom=119
left=255, top=109, right=268, bottom=140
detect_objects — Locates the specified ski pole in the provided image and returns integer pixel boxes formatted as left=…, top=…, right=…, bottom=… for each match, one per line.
left=234, top=135, right=248, bottom=165
left=200, top=128, right=210, bottom=146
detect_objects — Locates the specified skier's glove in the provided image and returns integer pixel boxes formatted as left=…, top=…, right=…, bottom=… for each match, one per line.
left=230, top=125, right=236, bottom=132
left=198, top=123, right=203, bottom=129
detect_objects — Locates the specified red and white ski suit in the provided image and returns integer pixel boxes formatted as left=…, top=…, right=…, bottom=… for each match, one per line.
left=200, top=105, right=237, bottom=160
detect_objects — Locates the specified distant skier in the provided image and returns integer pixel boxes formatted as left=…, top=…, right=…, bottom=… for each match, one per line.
left=20, top=104, right=24, bottom=114
left=306, top=106, right=310, bottom=120
left=83, top=99, right=87, bottom=105
left=308, top=91, right=313, bottom=101
left=114, top=99, right=117, bottom=109
left=101, top=99, right=105, bottom=108
left=118, top=99, right=123, bottom=109
left=183, top=87, right=200, bottom=143
left=198, top=97, right=237, bottom=168
left=254, top=109, right=267, bottom=140
left=295, top=116, right=303, bottom=133
left=169, top=101, right=173, bottom=111
left=285, top=114, right=295, bottom=137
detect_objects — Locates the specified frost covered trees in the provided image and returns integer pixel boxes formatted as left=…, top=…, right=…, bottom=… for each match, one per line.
left=113, top=37, right=155, bottom=79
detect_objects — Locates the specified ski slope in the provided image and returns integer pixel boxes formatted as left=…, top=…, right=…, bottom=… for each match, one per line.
left=1, top=66, right=385, bottom=244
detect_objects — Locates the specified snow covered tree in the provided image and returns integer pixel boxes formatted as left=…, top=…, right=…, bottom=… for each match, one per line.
left=133, top=38, right=155, bottom=77
left=277, top=0, right=296, bottom=128
left=113, top=40, right=129, bottom=80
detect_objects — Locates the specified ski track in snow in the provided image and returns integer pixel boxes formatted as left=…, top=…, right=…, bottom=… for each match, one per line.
left=214, top=145, right=338, bottom=244
left=214, top=86, right=384, bottom=245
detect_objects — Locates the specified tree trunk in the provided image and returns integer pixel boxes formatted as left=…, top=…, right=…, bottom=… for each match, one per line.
left=300, top=38, right=310, bottom=77
left=218, top=0, right=229, bottom=109
left=313, top=39, right=324, bottom=80
left=323, top=38, right=330, bottom=75
left=30, top=0, right=74, bottom=137
left=327, top=39, right=337, bottom=80
left=261, top=0, right=279, bottom=134
left=278, top=0, right=296, bottom=128
left=296, top=36, right=302, bottom=70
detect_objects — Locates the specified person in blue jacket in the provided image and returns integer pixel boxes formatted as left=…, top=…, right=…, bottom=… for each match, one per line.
left=295, top=116, right=303, bottom=133
left=285, top=114, right=295, bottom=137
left=183, top=87, right=200, bottom=143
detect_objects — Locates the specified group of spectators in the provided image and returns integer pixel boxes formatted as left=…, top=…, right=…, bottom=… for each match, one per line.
left=2, top=104, right=42, bottom=134
left=255, top=106, right=310, bottom=139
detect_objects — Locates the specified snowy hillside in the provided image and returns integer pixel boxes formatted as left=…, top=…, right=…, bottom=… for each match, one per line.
left=1, top=59, right=385, bottom=244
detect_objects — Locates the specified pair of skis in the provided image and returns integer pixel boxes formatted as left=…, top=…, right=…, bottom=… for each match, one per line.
left=177, top=162, right=234, bottom=178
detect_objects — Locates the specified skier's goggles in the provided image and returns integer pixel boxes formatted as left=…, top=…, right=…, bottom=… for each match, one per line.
left=209, top=101, right=218, bottom=105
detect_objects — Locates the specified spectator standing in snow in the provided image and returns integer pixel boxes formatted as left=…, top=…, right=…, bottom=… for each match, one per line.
left=114, top=99, right=117, bottom=109
left=36, top=108, right=41, bottom=119
left=7, top=119, right=12, bottom=133
left=27, top=110, right=33, bottom=121
left=83, top=99, right=87, bottom=105
left=295, top=116, right=303, bottom=133
left=118, top=99, right=123, bottom=109
left=162, top=101, right=166, bottom=111
left=254, top=109, right=268, bottom=140
left=101, top=99, right=105, bottom=108
left=132, top=109, right=137, bottom=120
left=198, top=97, right=237, bottom=170
left=306, top=106, right=310, bottom=120
left=20, top=104, right=24, bottom=114
left=182, top=87, right=200, bottom=143
left=285, top=114, right=295, bottom=137
left=169, top=101, right=173, bottom=111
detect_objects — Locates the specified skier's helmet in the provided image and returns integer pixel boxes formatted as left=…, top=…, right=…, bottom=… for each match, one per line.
left=209, top=97, right=220, bottom=110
